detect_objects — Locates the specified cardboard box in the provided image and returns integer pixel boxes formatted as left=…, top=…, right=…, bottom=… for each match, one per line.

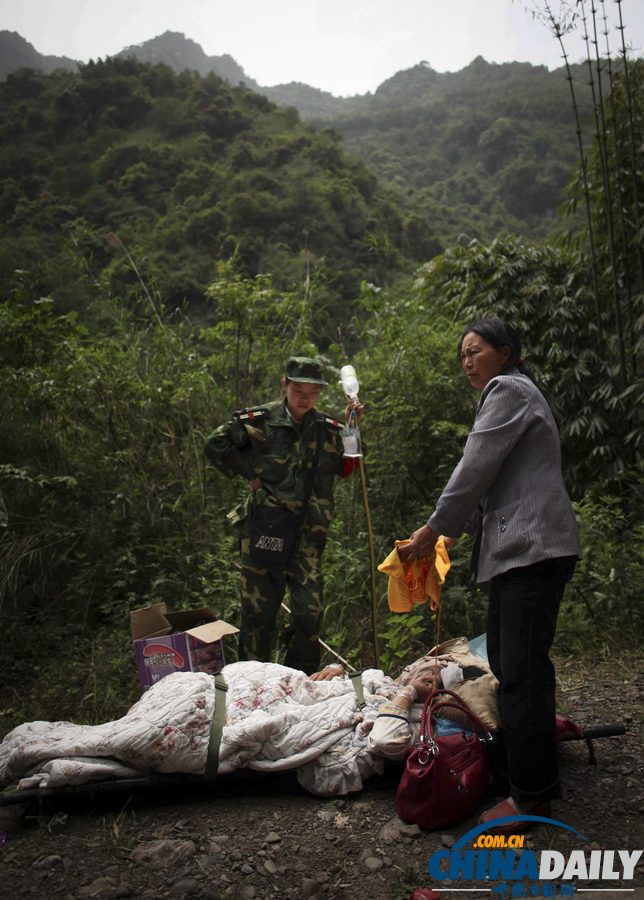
left=130, top=602, right=239, bottom=692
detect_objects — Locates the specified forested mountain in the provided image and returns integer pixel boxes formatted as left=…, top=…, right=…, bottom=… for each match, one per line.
left=0, top=30, right=254, bottom=86
left=306, top=58, right=597, bottom=243
left=116, top=31, right=259, bottom=89
left=0, top=31, right=78, bottom=79
left=0, top=58, right=424, bottom=334
left=1, top=29, right=606, bottom=244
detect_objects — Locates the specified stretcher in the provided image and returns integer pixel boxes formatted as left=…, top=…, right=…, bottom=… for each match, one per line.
left=0, top=713, right=626, bottom=810
left=555, top=714, right=626, bottom=765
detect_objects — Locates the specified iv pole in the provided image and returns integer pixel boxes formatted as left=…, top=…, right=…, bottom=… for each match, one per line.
left=339, top=358, right=381, bottom=669
left=358, top=450, right=381, bottom=669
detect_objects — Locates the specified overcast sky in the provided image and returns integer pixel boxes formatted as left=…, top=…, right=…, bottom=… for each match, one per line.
left=1, top=0, right=643, bottom=96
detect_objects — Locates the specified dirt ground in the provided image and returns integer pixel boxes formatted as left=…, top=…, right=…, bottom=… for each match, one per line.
left=0, top=652, right=642, bottom=900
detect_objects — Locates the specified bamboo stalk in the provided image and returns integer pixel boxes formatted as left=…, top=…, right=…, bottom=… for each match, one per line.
left=599, top=0, right=636, bottom=378
left=586, top=0, right=628, bottom=389
left=541, top=1, right=604, bottom=348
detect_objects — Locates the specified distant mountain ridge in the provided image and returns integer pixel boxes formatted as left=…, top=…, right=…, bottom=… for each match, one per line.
left=0, top=29, right=260, bottom=88
left=0, top=27, right=541, bottom=110
left=0, top=31, right=79, bottom=78
left=0, top=29, right=359, bottom=116
left=0, top=28, right=595, bottom=122
left=1, top=28, right=626, bottom=245
left=116, top=31, right=260, bottom=89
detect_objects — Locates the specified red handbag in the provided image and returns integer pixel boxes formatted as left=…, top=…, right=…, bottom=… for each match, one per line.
left=395, top=687, right=494, bottom=830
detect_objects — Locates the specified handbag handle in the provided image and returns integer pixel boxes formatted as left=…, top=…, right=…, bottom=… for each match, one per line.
left=419, top=687, right=493, bottom=751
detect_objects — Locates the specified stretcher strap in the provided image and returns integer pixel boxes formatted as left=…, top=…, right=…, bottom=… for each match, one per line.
left=204, top=673, right=228, bottom=780
left=349, top=671, right=365, bottom=709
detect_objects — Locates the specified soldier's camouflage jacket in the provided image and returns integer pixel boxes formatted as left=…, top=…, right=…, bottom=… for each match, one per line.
left=205, top=399, right=346, bottom=550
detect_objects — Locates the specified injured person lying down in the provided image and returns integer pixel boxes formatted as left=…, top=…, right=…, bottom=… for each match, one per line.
left=0, top=637, right=496, bottom=798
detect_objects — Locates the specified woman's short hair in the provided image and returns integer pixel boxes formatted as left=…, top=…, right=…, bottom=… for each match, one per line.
left=458, top=316, right=522, bottom=369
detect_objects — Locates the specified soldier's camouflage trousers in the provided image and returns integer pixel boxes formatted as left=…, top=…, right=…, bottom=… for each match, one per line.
left=238, top=535, right=323, bottom=674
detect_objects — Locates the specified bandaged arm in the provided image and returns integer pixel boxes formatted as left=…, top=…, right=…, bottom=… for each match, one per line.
left=367, top=686, right=416, bottom=760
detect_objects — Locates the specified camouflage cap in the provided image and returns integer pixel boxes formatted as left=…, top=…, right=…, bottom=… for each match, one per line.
left=284, top=357, right=328, bottom=385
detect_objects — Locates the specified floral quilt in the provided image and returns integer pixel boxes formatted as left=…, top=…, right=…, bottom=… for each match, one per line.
left=0, top=661, right=405, bottom=797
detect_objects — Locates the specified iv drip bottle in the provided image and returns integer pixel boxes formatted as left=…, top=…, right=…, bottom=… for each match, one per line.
left=340, top=365, right=360, bottom=399
left=339, top=365, right=362, bottom=457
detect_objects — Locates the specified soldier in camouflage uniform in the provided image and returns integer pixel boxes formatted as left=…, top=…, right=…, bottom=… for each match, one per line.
left=205, top=357, right=363, bottom=674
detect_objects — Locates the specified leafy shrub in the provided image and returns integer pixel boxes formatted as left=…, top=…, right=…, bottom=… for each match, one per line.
left=557, top=484, right=644, bottom=652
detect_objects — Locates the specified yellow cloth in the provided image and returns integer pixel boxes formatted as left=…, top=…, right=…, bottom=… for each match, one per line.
left=377, top=537, right=451, bottom=613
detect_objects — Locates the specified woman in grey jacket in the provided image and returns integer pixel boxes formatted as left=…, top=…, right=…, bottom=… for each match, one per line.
left=400, top=317, right=579, bottom=834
